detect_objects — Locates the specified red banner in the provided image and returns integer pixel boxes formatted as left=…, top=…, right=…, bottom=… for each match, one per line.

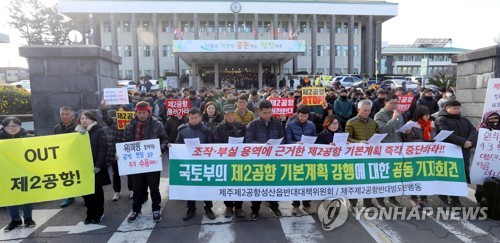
left=397, top=95, right=414, bottom=112
left=166, top=99, right=190, bottom=116
left=269, top=98, right=295, bottom=117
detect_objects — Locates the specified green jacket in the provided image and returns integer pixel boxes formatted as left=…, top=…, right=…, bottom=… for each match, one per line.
left=345, top=115, right=378, bottom=143
left=374, top=108, right=405, bottom=143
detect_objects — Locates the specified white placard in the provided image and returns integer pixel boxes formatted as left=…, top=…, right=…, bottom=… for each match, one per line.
left=228, top=136, right=244, bottom=144
left=116, top=139, right=163, bottom=176
left=482, top=78, right=500, bottom=115
left=184, top=138, right=201, bottom=147
left=300, top=135, right=317, bottom=145
left=433, top=130, right=454, bottom=142
left=103, top=87, right=129, bottom=105
left=470, top=129, right=500, bottom=185
left=367, top=133, right=388, bottom=144
left=396, top=121, right=419, bottom=133
left=266, top=138, right=283, bottom=146
left=333, top=133, right=349, bottom=145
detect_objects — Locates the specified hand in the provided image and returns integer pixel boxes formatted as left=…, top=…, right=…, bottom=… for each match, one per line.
left=168, top=143, right=172, bottom=147
left=115, top=153, right=119, bottom=160
left=360, top=140, right=368, bottom=144
left=404, top=129, right=412, bottom=134
left=464, top=141, right=473, bottom=148
left=346, top=141, right=351, bottom=144
left=93, top=167, right=101, bottom=173
left=392, top=110, right=400, bottom=121
left=280, top=114, right=287, bottom=121
left=79, top=130, right=86, bottom=135
left=329, top=142, right=336, bottom=146
left=101, top=100, right=107, bottom=109
left=296, top=141, right=303, bottom=145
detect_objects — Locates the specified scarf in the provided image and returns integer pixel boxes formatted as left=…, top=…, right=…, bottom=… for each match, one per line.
left=135, top=120, right=147, bottom=141
left=418, top=118, right=433, bottom=141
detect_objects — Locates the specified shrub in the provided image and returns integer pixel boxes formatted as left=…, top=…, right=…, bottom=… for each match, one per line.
left=0, top=85, right=32, bottom=114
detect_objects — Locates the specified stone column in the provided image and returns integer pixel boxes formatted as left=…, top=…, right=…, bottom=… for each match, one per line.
left=375, top=22, right=382, bottom=76
left=279, top=59, right=285, bottom=81
left=131, top=13, right=139, bottom=82
left=173, top=13, right=180, bottom=75
left=254, top=14, right=259, bottom=40
left=194, top=13, right=199, bottom=40
left=293, top=14, right=298, bottom=73
left=274, top=14, right=279, bottom=40
left=19, top=45, right=121, bottom=135
left=366, top=15, right=374, bottom=77
left=234, top=13, right=238, bottom=40
left=258, top=60, right=263, bottom=89
left=348, top=15, right=354, bottom=74
left=329, top=15, right=336, bottom=75
left=88, top=13, right=95, bottom=45
left=214, top=13, right=219, bottom=40
left=214, top=62, right=219, bottom=87
left=152, top=13, right=160, bottom=79
left=110, top=13, right=118, bottom=55
left=311, top=14, right=317, bottom=75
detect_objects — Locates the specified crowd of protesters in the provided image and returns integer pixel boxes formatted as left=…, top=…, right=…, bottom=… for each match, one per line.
left=2, top=75, right=486, bottom=231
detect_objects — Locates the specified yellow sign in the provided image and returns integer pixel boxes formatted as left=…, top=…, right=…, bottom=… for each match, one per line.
left=0, top=133, right=95, bottom=207
left=301, top=87, right=325, bottom=106
left=116, top=111, right=135, bottom=130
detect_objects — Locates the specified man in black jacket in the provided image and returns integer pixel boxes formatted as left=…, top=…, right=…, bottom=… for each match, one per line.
left=435, top=100, right=477, bottom=207
left=417, top=88, right=439, bottom=114
left=214, top=104, right=247, bottom=218
left=176, top=107, right=216, bottom=221
left=245, top=100, right=284, bottom=221
left=123, top=101, right=169, bottom=223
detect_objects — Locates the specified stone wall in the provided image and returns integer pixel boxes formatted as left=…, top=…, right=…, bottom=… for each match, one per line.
left=452, top=45, right=500, bottom=126
left=19, top=45, right=121, bottom=135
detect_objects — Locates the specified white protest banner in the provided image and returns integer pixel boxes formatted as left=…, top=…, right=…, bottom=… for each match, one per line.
left=470, top=129, right=500, bottom=184
left=103, top=88, right=129, bottom=105
left=169, top=142, right=467, bottom=201
left=116, top=139, right=162, bottom=175
left=482, top=78, right=500, bottom=115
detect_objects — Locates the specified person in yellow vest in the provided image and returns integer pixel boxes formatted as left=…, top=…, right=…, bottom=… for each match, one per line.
left=235, top=94, right=255, bottom=126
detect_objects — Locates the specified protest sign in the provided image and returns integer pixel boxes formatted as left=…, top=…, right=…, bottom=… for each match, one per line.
left=268, top=98, right=294, bottom=116
left=166, top=99, right=190, bottom=116
left=116, top=111, right=135, bottom=130
left=104, top=88, right=129, bottom=105
left=0, top=133, right=94, bottom=207
left=470, top=129, right=500, bottom=184
left=169, top=142, right=467, bottom=201
left=116, top=139, right=163, bottom=175
left=302, top=87, right=325, bottom=106
left=482, top=78, right=500, bottom=115
left=397, top=94, right=414, bottom=112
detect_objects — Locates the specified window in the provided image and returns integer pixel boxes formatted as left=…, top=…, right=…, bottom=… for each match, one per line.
left=300, top=22, right=307, bottom=33
left=104, top=45, right=111, bottom=52
left=218, top=21, right=226, bottom=33
left=245, top=21, right=252, bottom=33
left=116, top=21, right=121, bottom=32
left=181, top=21, right=193, bottom=33
left=335, top=22, right=341, bottom=33
left=141, top=21, right=151, bottom=32
left=237, top=21, right=244, bottom=33
left=144, top=70, right=152, bottom=77
left=208, top=21, right=215, bottom=32
left=118, top=46, right=123, bottom=57
left=354, top=23, right=359, bottom=34
left=280, top=21, right=288, bottom=33
left=343, top=22, right=348, bottom=33
left=343, top=46, right=348, bottom=57
left=264, top=21, right=271, bottom=33
left=124, top=45, right=132, bottom=57
left=227, top=22, right=234, bottom=33
left=103, top=21, right=111, bottom=32
left=162, top=21, right=171, bottom=32
left=123, top=21, right=130, bottom=32
left=317, top=45, right=324, bottom=56
left=162, top=45, right=173, bottom=57
left=335, top=45, right=341, bottom=56
left=125, top=70, right=133, bottom=79
left=353, top=45, right=358, bottom=56
left=300, top=45, right=306, bottom=56
left=326, top=45, right=330, bottom=56
left=143, top=45, right=151, bottom=57
left=317, top=22, right=324, bottom=33
left=200, top=21, right=208, bottom=33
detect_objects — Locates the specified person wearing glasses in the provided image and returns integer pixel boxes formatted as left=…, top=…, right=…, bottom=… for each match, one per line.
left=1, top=117, right=36, bottom=232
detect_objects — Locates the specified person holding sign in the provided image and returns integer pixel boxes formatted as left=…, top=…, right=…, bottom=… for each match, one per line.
left=214, top=104, right=247, bottom=218
left=435, top=100, right=478, bottom=207
left=245, top=100, right=285, bottom=221
left=1, top=117, right=36, bottom=232
left=176, top=107, right=216, bottom=221
left=101, top=100, right=134, bottom=201
left=404, top=106, right=436, bottom=208
left=285, top=104, right=317, bottom=216
left=123, top=101, right=169, bottom=223
left=74, top=111, right=110, bottom=225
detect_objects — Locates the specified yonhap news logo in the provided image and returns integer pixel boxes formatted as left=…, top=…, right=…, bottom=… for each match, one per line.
left=317, top=196, right=349, bottom=231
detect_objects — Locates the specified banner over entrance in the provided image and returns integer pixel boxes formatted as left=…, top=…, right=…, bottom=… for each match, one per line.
left=173, top=40, right=306, bottom=53
left=0, top=133, right=95, bottom=207
left=169, top=142, right=467, bottom=201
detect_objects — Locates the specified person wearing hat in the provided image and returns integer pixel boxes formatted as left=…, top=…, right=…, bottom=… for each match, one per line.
left=214, top=104, right=247, bottom=218
left=435, top=100, right=477, bottom=207
left=123, top=101, right=169, bottom=223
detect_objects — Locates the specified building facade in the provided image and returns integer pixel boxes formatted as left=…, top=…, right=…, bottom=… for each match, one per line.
left=59, top=0, right=397, bottom=87
left=0, top=67, right=29, bottom=83
left=382, top=38, right=468, bottom=77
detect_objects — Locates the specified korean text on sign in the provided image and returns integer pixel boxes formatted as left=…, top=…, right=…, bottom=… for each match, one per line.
left=116, top=111, right=135, bottom=130
left=166, top=98, right=190, bottom=116
left=269, top=98, right=294, bottom=116
left=397, top=95, right=414, bottom=112
left=103, top=87, right=130, bottom=105
left=116, top=139, right=163, bottom=175
left=302, top=87, right=325, bottom=106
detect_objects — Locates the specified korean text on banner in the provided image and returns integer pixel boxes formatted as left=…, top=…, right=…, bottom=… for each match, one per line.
left=116, top=139, right=163, bottom=176
left=397, top=95, right=414, bottom=112
left=302, top=87, right=325, bottom=106
left=482, top=78, right=500, bottom=115
left=268, top=98, right=294, bottom=116
left=470, top=128, right=500, bottom=184
left=116, top=111, right=135, bottom=130
left=0, top=133, right=94, bottom=207
left=103, top=87, right=129, bottom=105
left=169, top=142, right=468, bottom=201
left=166, top=98, right=190, bottom=117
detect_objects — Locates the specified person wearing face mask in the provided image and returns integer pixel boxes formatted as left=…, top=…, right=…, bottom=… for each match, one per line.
left=417, top=88, right=439, bottom=114
left=370, top=89, right=387, bottom=119
left=333, top=89, right=353, bottom=130
left=200, top=90, right=223, bottom=112
left=437, top=90, right=455, bottom=111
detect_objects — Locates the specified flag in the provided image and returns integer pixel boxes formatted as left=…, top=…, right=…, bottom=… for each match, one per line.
left=253, top=26, right=257, bottom=39
left=274, top=27, right=279, bottom=38
left=173, top=28, right=179, bottom=40
left=288, top=30, right=294, bottom=40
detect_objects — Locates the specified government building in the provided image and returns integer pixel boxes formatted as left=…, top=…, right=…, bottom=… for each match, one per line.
left=59, top=0, right=397, bottom=88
